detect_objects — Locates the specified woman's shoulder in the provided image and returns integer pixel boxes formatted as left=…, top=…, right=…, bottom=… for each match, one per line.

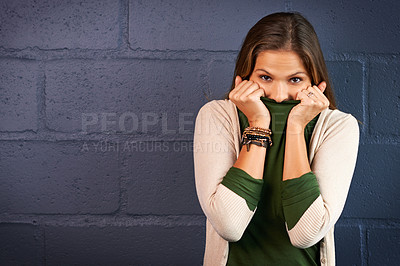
left=194, top=99, right=241, bottom=138
left=310, top=108, right=360, bottom=159
left=319, top=108, right=360, bottom=133
left=197, top=99, right=237, bottom=118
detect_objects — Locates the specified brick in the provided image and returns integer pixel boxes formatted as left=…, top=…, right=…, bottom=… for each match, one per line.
left=290, top=0, right=400, bottom=53
left=0, top=0, right=119, bottom=49
left=334, top=225, right=361, bottom=265
left=209, top=60, right=236, bottom=100
left=45, top=59, right=204, bottom=137
left=326, top=61, right=363, bottom=122
left=45, top=224, right=205, bottom=265
left=368, top=228, right=400, bottom=265
left=0, top=223, right=43, bottom=265
left=0, top=141, right=119, bottom=214
left=123, top=141, right=203, bottom=215
left=342, top=144, right=400, bottom=218
left=0, top=59, right=39, bottom=132
left=369, top=60, right=400, bottom=137
left=128, top=0, right=282, bottom=50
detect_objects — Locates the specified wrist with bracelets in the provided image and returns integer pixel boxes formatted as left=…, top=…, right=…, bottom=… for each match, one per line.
left=241, top=126, right=273, bottom=152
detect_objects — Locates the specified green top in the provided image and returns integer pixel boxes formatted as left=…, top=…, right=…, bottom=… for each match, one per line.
left=221, top=97, right=321, bottom=266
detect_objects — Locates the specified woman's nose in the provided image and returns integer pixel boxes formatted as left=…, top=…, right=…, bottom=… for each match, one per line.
left=270, top=83, right=289, bottom=102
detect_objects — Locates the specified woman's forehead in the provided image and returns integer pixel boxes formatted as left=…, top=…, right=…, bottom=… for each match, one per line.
left=254, top=50, right=308, bottom=75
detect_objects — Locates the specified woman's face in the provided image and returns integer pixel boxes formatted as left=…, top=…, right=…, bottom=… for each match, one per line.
left=249, top=50, right=312, bottom=102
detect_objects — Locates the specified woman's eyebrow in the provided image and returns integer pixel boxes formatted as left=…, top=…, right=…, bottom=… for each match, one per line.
left=254, top=69, right=272, bottom=75
left=255, top=69, right=307, bottom=76
left=289, top=71, right=307, bottom=76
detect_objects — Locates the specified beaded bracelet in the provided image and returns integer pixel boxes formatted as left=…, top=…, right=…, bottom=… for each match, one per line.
left=242, top=138, right=269, bottom=151
left=241, top=126, right=273, bottom=151
left=246, top=134, right=273, bottom=147
left=243, top=126, right=272, bottom=135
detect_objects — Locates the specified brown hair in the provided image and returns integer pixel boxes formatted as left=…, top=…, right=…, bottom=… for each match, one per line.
left=227, top=12, right=336, bottom=109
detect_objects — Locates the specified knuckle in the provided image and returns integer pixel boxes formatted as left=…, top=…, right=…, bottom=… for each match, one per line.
left=248, top=95, right=257, bottom=101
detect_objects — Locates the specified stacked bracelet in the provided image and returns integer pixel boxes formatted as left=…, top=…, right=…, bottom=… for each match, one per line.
left=241, top=126, right=272, bottom=152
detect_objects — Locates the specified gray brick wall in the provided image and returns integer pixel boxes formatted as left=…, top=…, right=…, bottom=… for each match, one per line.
left=0, top=0, right=398, bottom=265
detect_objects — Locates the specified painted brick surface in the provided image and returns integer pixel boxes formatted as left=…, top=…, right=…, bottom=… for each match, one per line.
left=129, top=0, right=283, bottom=51
left=0, top=0, right=120, bottom=49
left=368, top=228, right=400, bottom=265
left=0, top=0, right=398, bottom=264
left=326, top=61, right=364, bottom=122
left=208, top=59, right=236, bottom=100
left=369, top=59, right=400, bottom=137
left=45, top=224, right=205, bottom=265
left=45, top=59, right=203, bottom=136
left=123, top=141, right=202, bottom=215
left=0, top=141, right=119, bottom=214
left=334, top=225, right=362, bottom=265
left=290, top=0, right=400, bottom=53
left=343, top=144, right=400, bottom=218
left=0, top=59, right=39, bottom=132
left=0, top=223, right=43, bottom=265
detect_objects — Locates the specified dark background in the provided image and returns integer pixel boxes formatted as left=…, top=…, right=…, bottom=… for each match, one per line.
left=0, top=0, right=399, bottom=265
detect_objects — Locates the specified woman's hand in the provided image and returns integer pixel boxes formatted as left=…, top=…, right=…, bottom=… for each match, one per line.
left=287, top=81, right=330, bottom=133
left=229, top=76, right=271, bottom=128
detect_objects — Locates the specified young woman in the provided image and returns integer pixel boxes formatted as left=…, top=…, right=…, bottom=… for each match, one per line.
left=193, top=12, right=359, bottom=265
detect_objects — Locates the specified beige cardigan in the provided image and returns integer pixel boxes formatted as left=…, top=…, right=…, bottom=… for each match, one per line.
left=193, top=99, right=359, bottom=266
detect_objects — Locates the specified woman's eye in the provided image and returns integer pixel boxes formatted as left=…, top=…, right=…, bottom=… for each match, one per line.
left=260, top=75, right=271, bottom=81
left=290, top=77, right=302, bottom=83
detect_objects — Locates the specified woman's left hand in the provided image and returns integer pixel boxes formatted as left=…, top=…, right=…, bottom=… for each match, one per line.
left=287, top=81, right=330, bottom=132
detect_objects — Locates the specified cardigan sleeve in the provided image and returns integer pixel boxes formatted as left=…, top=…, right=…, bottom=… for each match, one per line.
left=281, top=171, right=321, bottom=230
left=284, top=111, right=360, bottom=248
left=221, top=166, right=264, bottom=211
left=193, top=101, right=260, bottom=242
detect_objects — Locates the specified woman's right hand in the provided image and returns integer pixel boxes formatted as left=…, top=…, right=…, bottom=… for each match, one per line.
left=229, top=76, right=271, bottom=128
